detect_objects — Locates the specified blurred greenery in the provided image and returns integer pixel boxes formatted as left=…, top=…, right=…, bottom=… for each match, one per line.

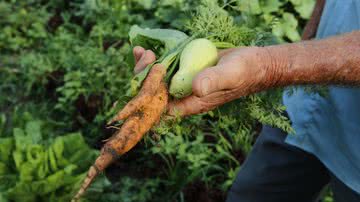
left=0, top=119, right=110, bottom=202
left=0, top=0, right=328, bottom=202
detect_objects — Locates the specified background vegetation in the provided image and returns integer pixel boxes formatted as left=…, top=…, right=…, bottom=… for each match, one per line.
left=0, top=0, right=327, bottom=202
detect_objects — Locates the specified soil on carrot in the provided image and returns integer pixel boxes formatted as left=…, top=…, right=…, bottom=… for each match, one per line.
left=72, top=67, right=169, bottom=201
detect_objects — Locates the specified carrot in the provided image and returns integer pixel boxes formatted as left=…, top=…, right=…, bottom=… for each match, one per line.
left=72, top=65, right=168, bottom=202
left=108, top=65, right=166, bottom=124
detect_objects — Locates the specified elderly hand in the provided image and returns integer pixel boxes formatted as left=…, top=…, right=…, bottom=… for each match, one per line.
left=132, top=45, right=275, bottom=117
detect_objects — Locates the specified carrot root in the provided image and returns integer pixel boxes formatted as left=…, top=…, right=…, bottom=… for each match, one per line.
left=73, top=65, right=168, bottom=201
left=107, top=64, right=166, bottom=125
left=72, top=148, right=115, bottom=202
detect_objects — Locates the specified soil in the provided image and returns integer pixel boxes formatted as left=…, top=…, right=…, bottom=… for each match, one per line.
left=45, top=70, right=64, bottom=100
left=47, top=10, right=64, bottom=32
left=103, top=40, right=125, bottom=51
left=74, top=94, right=103, bottom=122
left=182, top=181, right=226, bottom=202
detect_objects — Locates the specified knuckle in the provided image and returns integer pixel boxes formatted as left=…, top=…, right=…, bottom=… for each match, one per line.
left=133, top=46, right=145, bottom=58
left=195, top=97, right=214, bottom=113
left=144, top=50, right=156, bottom=61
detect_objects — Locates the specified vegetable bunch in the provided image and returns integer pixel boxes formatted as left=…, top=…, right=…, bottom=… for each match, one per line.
left=73, top=4, right=279, bottom=201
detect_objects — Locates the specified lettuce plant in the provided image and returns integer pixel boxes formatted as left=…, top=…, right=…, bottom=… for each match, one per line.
left=0, top=120, right=103, bottom=202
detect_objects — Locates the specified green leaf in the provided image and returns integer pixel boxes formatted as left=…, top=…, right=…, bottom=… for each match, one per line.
left=0, top=114, right=6, bottom=136
left=261, top=0, right=283, bottom=14
left=289, top=0, right=316, bottom=19
left=1, top=122, right=100, bottom=201
left=6, top=182, right=36, bottom=202
left=236, top=0, right=262, bottom=14
left=48, top=147, right=58, bottom=172
left=51, top=138, right=67, bottom=167
left=0, top=138, right=14, bottom=164
left=19, top=161, right=37, bottom=182
left=128, top=34, right=194, bottom=96
left=25, top=120, right=42, bottom=144
left=26, top=145, right=44, bottom=166
left=35, top=170, right=66, bottom=195
left=134, top=0, right=154, bottom=10
left=13, top=128, right=31, bottom=151
left=272, top=12, right=301, bottom=41
left=129, top=25, right=188, bottom=55
left=0, top=162, right=8, bottom=175
left=12, top=150, right=24, bottom=170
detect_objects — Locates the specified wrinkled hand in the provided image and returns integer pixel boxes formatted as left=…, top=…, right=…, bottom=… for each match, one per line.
left=133, top=45, right=272, bottom=117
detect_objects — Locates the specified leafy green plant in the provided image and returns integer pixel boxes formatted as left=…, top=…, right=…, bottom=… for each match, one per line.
left=0, top=1, right=49, bottom=52
left=0, top=120, right=107, bottom=202
left=232, top=0, right=315, bottom=42
left=95, top=177, right=161, bottom=202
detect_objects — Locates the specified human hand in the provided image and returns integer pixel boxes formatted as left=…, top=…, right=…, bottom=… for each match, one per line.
left=132, top=45, right=274, bottom=117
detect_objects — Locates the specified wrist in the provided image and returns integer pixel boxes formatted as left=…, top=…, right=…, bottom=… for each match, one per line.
left=257, top=46, right=291, bottom=89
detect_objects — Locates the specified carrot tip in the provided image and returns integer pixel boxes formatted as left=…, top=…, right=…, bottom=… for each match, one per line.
left=107, top=113, right=126, bottom=126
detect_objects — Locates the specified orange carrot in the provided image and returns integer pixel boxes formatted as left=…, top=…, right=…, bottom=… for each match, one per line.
left=72, top=65, right=168, bottom=202
left=108, top=65, right=166, bottom=124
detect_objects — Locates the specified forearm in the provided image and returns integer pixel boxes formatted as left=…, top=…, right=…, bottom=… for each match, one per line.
left=264, top=31, right=360, bottom=87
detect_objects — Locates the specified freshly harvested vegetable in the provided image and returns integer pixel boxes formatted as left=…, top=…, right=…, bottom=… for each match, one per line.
left=128, top=25, right=191, bottom=96
left=109, top=65, right=167, bottom=124
left=72, top=25, right=191, bottom=201
left=72, top=65, right=168, bottom=201
left=169, top=38, right=218, bottom=98
left=73, top=4, right=274, bottom=198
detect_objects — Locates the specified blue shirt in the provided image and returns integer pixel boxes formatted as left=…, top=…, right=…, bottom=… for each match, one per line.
left=284, top=0, right=360, bottom=194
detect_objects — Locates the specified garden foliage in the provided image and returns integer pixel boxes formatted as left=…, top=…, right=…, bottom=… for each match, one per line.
left=0, top=0, right=315, bottom=201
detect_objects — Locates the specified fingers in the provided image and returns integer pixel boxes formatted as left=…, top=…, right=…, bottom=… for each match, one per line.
left=134, top=49, right=156, bottom=74
left=170, top=63, right=244, bottom=116
left=133, top=46, right=145, bottom=63
left=218, top=48, right=237, bottom=57
left=167, top=89, right=238, bottom=117
left=167, top=95, right=202, bottom=117
left=190, top=47, right=242, bottom=96
left=192, top=64, right=241, bottom=97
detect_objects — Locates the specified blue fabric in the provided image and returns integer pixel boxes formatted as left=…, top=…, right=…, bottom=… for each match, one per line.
left=227, top=126, right=329, bottom=202
left=226, top=125, right=360, bottom=202
left=284, top=0, right=360, bottom=194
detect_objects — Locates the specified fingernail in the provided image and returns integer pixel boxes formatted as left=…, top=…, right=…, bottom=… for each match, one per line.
left=200, top=77, right=211, bottom=95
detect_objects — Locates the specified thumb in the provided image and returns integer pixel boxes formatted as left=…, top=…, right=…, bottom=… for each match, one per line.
left=192, top=65, right=239, bottom=97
